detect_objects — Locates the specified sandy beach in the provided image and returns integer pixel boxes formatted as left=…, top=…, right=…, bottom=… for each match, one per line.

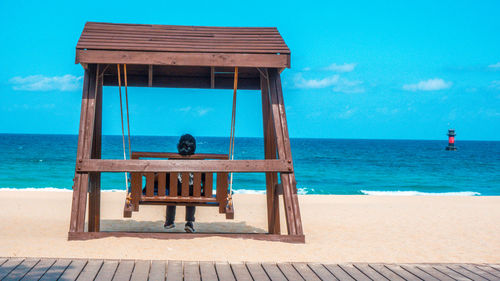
left=0, top=190, right=499, bottom=263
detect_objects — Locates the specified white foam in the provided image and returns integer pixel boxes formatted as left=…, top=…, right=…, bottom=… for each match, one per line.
left=360, top=190, right=480, bottom=196
left=0, top=187, right=126, bottom=192
left=232, top=189, right=266, bottom=194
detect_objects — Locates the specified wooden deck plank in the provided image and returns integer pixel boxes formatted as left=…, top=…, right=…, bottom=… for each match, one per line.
left=291, top=263, right=321, bottom=281
left=401, top=264, right=440, bottom=281
left=59, top=259, right=88, bottom=281
left=447, top=264, right=489, bottom=281
left=0, top=258, right=7, bottom=267
left=277, top=262, right=304, bottom=280
left=261, top=263, right=287, bottom=281
left=199, top=262, right=218, bottom=281
left=131, top=260, right=151, bottom=281
left=307, top=263, right=337, bottom=281
left=368, top=264, right=405, bottom=281
left=230, top=262, right=252, bottom=281
left=21, top=258, right=56, bottom=281
left=475, top=265, right=500, bottom=279
left=39, top=259, right=72, bottom=281
left=324, top=264, right=355, bottom=281
left=460, top=264, right=499, bottom=281
left=432, top=265, right=472, bottom=281
left=353, top=264, right=389, bottom=281
left=166, top=260, right=183, bottom=281
left=112, top=260, right=135, bottom=281
left=0, top=258, right=25, bottom=280
left=383, top=264, right=421, bottom=281
left=245, top=262, right=271, bottom=281
left=416, top=265, right=458, bottom=281
left=215, top=262, right=236, bottom=281
left=338, top=264, right=371, bottom=281
left=94, top=260, right=119, bottom=281
left=184, top=261, right=201, bottom=281
left=3, top=258, right=39, bottom=281
left=77, top=259, right=104, bottom=281
left=148, top=260, right=167, bottom=281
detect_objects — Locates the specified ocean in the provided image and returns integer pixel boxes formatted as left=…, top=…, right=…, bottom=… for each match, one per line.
left=0, top=134, right=498, bottom=195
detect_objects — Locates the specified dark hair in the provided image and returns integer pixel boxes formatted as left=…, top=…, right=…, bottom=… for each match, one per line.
left=177, top=134, right=196, bottom=156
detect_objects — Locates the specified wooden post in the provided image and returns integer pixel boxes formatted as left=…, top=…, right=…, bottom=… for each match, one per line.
left=69, top=64, right=98, bottom=234
left=88, top=68, right=103, bottom=232
left=261, top=71, right=280, bottom=234
left=268, top=68, right=304, bottom=236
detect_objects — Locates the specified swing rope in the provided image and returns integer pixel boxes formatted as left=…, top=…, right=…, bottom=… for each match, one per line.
left=228, top=67, right=238, bottom=207
left=117, top=64, right=132, bottom=202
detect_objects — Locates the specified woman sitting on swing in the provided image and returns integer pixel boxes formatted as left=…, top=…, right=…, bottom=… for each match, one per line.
left=142, top=134, right=200, bottom=233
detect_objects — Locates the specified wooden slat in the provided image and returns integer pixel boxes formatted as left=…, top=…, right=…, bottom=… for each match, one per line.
left=169, top=173, right=178, bottom=197
left=39, top=259, right=72, bottom=281
left=400, top=264, right=440, bottom=281
left=21, top=259, right=55, bottom=281
left=157, top=173, right=166, bottom=196
left=112, top=260, right=135, bottom=281
left=353, top=264, right=390, bottom=281
left=146, top=173, right=155, bottom=197
left=323, top=264, right=355, bottom=281
left=204, top=173, right=213, bottom=197
left=166, top=261, right=182, bottom=281
left=76, top=50, right=290, bottom=69
left=230, top=262, right=252, bottom=281
left=131, top=172, right=142, bottom=211
left=475, top=265, right=500, bottom=279
left=460, top=264, right=498, bottom=280
left=193, top=173, right=202, bottom=197
left=94, top=260, right=119, bottom=281
left=148, top=65, right=153, bottom=87
left=383, top=264, right=421, bottom=281
left=277, top=263, right=304, bottom=280
left=447, top=264, right=489, bottom=281
left=338, top=264, right=371, bottom=281
left=245, top=263, right=270, bottom=281
left=3, top=258, right=39, bottom=281
left=215, top=262, right=236, bottom=281
left=184, top=261, right=200, bottom=281
left=261, top=263, right=287, bottom=281
left=415, top=265, right=456, bottom=281
left=132, top=152, right=228, bottom=159
left=148, top=260, right=166, bottom=281
left=76, top=259, right=103, bottom=281
left=216, top=172, right=228, bottom=213
left=291, top=263, right=321, bottom=281
left=181, top=173, right=189, bottom=197
left=59, top=259, right=88, bottom=281
left=199, top=262, right=218, bottom=281
left=432, top=265, right=472, bottom=281
left=367, top=264, right=405, bottom=281
left=131, top=260, right=150, bottom=281
left=77, top=159, right=292, bottom=173
left=307, top=263, right=337, bottom=281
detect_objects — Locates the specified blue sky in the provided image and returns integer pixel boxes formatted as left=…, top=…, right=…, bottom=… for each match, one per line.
left=0, top=1, right=499, bottom=140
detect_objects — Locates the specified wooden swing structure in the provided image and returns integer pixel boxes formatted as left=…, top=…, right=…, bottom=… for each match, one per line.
left=69, top=22, right=304, bottom=243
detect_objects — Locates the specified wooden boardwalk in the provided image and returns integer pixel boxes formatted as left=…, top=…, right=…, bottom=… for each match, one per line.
left=0, top=258, right=499, bottom=281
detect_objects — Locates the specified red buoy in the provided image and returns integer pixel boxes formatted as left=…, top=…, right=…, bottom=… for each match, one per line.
left=446, top=129, right=457, bottom=151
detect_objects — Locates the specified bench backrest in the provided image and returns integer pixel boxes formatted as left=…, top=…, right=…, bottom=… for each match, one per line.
left=129, top=152, right=229, bottom=205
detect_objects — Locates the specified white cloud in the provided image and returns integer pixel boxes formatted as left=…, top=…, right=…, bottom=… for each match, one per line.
left=176, top=106, right=213, bottom=116
left=324, top=63, right=357, bottom=72
left=10, top=74, right=83, bottom=91
left=332, top=79, right=365, bottom=93
left=294, top=74, right=340, bottom=89
left=402, top=78, right=452, bottom=91
left=488, top=62, right=500, bottom=69
left=337, top=106, right=357, bottom=119
left=491, top=80, right=500, bottom=90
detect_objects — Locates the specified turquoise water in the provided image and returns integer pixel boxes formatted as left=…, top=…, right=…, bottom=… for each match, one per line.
left=0, top=134, right=499, bottom=195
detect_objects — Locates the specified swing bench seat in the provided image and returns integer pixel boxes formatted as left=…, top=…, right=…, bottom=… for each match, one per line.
left=123, top=151, right=234, bottom=219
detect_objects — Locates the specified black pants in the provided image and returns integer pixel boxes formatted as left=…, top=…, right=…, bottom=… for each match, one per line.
left=166, top=206, right=195, bottom=224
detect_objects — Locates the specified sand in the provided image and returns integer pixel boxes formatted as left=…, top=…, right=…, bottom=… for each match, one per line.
left=0, top=190, right=499, bottom=263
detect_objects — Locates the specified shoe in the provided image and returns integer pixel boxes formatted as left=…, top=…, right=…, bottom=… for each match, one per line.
left=164, top=222, right=175, bottom=229
left=184, top=221, right=195, bottom=233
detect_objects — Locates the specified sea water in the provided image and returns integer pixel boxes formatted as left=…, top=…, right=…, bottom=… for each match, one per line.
left=0, top=134, right=498, bottom=195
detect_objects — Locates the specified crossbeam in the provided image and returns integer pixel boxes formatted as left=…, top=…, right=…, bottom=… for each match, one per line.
left=76, top=159, right=292, bottom=173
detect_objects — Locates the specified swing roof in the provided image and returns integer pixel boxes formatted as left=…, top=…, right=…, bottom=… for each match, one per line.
left=75, top=22, right=291, bottom=69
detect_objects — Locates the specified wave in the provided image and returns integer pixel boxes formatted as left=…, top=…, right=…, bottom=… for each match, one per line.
left=0, top=187, right=125, bottom=192
left=360, top=190, right=480, bottom=196
left=233, top=187, right=311, bottom=195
